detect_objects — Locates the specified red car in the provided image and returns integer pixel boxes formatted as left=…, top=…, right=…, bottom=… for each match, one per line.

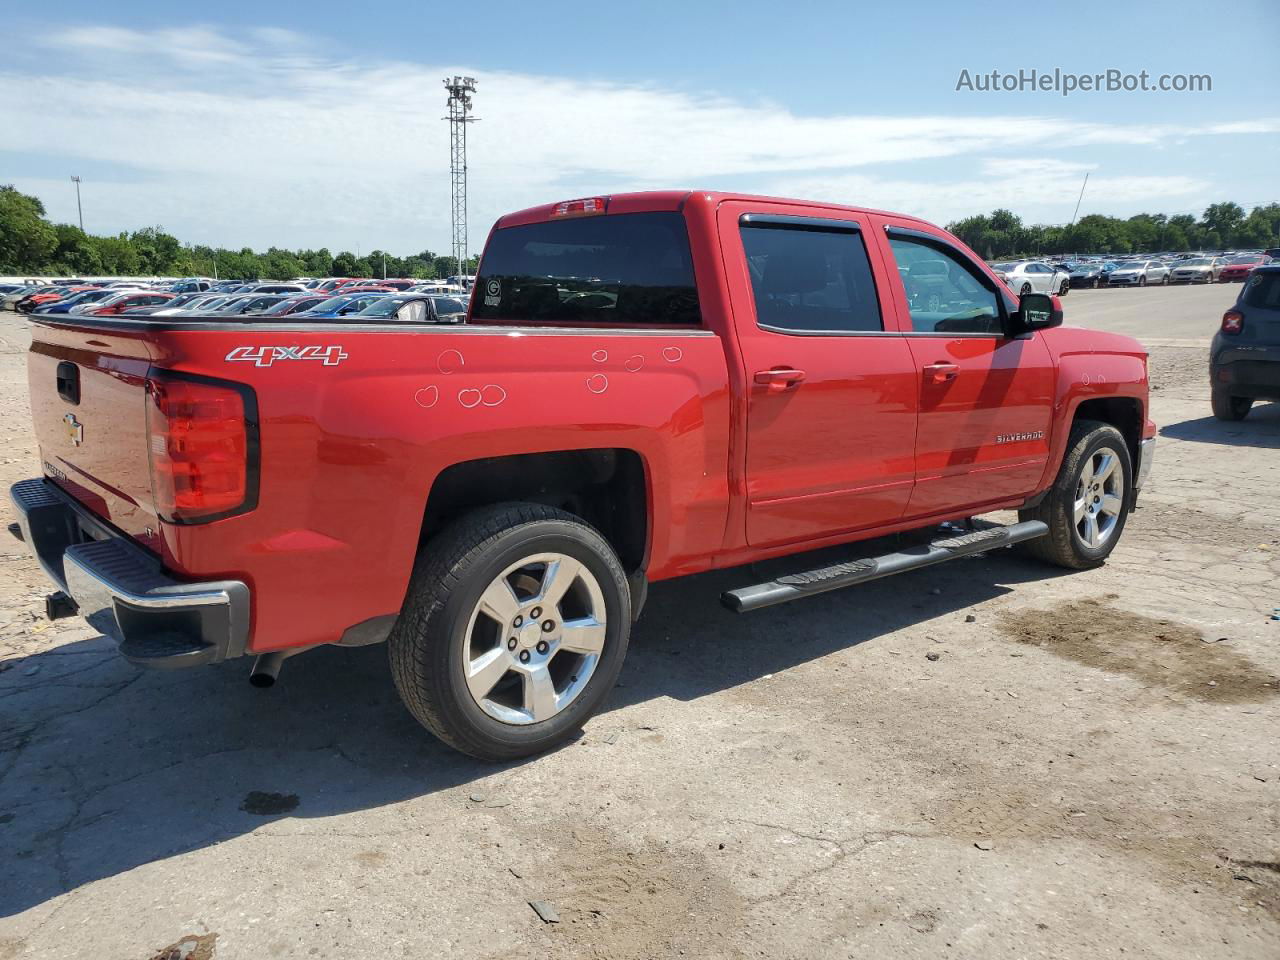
left=14, top=190, right=1155, bottom=760
left=79, top=291, right=175, bottom=316
left=1219, top=254, right=1273, bottom=282
left=17, top=285, right=93, bottom=313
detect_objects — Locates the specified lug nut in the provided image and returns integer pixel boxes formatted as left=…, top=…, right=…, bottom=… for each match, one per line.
left=530, top=607, right=542, bottom=619
left=536, top=640, right=549, bottom=654
left=542, top=620, right=555, bottom=632
left=519, top=650, right=531, bottom=663
left=508, top=637, right=517, bottom=650
left=513, top=615, right=523, bottom=628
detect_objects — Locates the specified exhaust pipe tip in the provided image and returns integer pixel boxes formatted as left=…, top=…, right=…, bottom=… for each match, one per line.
left=249, top=652, right=286, bottom=688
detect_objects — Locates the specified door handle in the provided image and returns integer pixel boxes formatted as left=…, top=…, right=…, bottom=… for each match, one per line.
left=923, top=362, right=959, bottom=384
left=754, top=368, right=806, bottom=391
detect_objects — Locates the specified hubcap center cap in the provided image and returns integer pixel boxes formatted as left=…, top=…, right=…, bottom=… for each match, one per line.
left=518, top=621, right=543, bottom=650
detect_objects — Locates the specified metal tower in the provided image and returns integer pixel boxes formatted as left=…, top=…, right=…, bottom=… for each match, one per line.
left=443, top=77, right=478, bottom=277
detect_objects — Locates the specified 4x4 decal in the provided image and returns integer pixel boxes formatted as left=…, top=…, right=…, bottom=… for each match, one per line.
left=225, top=345, right=349, bottom=367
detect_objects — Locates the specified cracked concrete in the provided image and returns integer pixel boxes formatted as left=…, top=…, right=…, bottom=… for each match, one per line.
left=0, top=285, right=1277, bottom=959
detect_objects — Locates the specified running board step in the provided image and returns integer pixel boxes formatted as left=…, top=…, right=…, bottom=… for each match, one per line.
left=721, top=520, right=1049, bottom=613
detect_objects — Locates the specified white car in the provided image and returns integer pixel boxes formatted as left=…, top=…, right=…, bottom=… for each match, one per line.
left=990, top=260, right=1071, bottom=296
left=1106, top=260, right=1171, bottom=287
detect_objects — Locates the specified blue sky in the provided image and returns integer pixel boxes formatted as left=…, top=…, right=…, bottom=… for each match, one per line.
left=3, top=0, right=1277, bottom=254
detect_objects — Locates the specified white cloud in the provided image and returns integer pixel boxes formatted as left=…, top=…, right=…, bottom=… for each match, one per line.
left=2, top=24, right=1275, bottom=251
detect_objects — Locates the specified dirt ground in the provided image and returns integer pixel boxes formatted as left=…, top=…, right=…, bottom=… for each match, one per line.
left=0, top=285, right=1277, bottom=960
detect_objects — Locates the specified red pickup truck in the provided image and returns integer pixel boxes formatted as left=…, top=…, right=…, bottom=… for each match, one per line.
left=12, top=191, right=1155, bottom=760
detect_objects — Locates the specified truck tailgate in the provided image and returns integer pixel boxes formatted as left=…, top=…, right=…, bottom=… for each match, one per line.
left=28, top=322, right=159, bottom=548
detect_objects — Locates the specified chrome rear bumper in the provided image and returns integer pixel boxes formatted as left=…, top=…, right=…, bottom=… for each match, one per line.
left=9, top=478, right=249, bottom=668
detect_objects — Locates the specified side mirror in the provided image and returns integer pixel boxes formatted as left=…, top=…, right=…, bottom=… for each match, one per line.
left=1010, top=292, right=1062, bottom=335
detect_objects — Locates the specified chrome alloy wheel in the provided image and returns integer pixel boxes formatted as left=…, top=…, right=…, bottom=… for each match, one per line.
left=1074, top=446, right=1125, bottom=548
left=462, top=553, right=607, bottom=725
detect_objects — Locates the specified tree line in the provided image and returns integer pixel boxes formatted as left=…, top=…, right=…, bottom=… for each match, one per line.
left=946, top=202, right=1280, bottom=261
left=4, top=183, right=1279, bottom=278
left=0, top=185, right=478, bottom=279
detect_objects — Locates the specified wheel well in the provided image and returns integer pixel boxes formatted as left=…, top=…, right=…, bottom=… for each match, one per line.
left=420, top=449, right=649, bottom=573
left=1073, top=397, right=1142, bottom=466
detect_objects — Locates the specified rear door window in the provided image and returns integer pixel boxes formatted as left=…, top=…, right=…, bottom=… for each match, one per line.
left=739, top=221, right=882, bottom=333
left=471, top=212, right=700, bottom=326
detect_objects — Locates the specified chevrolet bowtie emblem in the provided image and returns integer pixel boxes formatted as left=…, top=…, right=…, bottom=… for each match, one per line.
left=63, top=413, right=83, bottom=446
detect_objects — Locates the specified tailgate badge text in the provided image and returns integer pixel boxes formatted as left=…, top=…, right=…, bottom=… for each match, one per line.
left=225, top=345, right=349, bottom=368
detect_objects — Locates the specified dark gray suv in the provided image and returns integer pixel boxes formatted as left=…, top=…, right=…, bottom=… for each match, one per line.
left=1210, top=264, right=1280, bottom=420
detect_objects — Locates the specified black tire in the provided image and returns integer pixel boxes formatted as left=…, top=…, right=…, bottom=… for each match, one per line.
left=1019, top=420, right=1133, bottom=570
left=1161, top=273, right=1169, bottom=285
left=1020, top=283, right=1032, bottom=296
left=1058, top=280, right=1070, bottom=296
left=1211, top=390, right=1252, bottom=421
left=1091, top=278, right=1099, bottom=289
left=1138, top=275, right=1147, bottom=287
left=388, top=502, right=631, bottom=761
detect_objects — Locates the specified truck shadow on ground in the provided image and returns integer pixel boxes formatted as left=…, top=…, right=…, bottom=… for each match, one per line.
left=0, top=545, right=1068, bottom=918
left=1160, top=402, right=1280, bottom=448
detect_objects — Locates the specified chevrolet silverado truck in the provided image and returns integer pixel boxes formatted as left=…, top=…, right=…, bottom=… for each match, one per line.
left=10, top=191, right=1155, bottom=760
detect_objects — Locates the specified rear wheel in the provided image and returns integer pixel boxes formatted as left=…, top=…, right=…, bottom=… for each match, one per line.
left=1161, top=273, right=1169, bottom=285
left=1020, top=420, right=1132, bottom=570
left=1058, top=279, right=1070, bottom=296
left=388, top=503, right=631, bottom=761
left=1211, top=390, right=1252, bottom=421
left=1020, top=283, right=1032, bottom=296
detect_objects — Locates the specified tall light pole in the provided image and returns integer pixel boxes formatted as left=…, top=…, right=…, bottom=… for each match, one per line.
left=444, top=76, right=478, bottom=277
left=70, top=175, right=84, bottom=232
left=1069, top=172, right=1089, bottom=227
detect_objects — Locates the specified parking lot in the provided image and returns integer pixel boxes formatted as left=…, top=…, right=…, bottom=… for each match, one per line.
left=0, top=283, right=1276, bottom=959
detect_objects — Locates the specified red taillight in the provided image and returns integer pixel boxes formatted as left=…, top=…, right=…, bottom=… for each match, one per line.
left=552, top=197, right=608, bottom=217
left=146, top=374, right=256, bottom=522
left=1221, top=310, right=1244, bottom=335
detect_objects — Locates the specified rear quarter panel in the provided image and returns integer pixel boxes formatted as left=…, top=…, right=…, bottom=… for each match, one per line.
left=147, top=324, right=732, bottom=653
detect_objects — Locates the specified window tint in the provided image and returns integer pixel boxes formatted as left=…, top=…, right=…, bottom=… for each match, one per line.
left=739, top=224, right=882, bottom=333
left=1243, top=271, right=1280, bottom=309
left=889, top=236, right=1004, bottom=335
left=471, top=212, right=700, bottom=326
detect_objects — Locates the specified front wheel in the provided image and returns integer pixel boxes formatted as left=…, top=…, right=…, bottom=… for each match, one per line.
left=1058, top=280, right=1070, bottom=296
left=1211, top=391, right=1252, bottom=421
left=1138, top=275, right=1147, bottom=287
left=1019, top=420, right=1133, bottom=569
left=388, top=503, right=631, bottom=761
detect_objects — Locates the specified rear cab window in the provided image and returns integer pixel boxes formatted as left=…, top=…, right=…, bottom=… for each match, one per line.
left=471, top=212, right=701, bottom=326
left=1243, top=270, right=1280, bottom=309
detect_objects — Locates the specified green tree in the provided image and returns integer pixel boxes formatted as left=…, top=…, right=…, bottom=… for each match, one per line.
left=0, top=185, right=58, bottom=271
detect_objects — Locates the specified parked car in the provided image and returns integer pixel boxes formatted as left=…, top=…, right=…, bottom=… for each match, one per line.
left=1219, top=254, right=1273, bottom=282
left=17, top=286, right=87, bottom=313
left=1067, top=262, right=1106, bottom=289
left=208, top=294, right=293, bottom=316
left=294, top=292, right=392, bottom=318
left=1210, top=264, right=1280, bottom=420
left=168, top=279, right=213, bottom=294
left=31, top=289, right=126, bottom=315
left=12, top=190, right=1155, bottom=761
left=122, top=292, right=212, bottom=315
left=73, top=291, right=175, bottom=316
left=990, top=260, right=1071, bottom=296
left=1105, top=260, right=1170, bottom=287
left=352, top=293, right=468, bottom=323
left=1168, top=257, right=1224, bottom=284
left=254, top=295, right=329, bottom=317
